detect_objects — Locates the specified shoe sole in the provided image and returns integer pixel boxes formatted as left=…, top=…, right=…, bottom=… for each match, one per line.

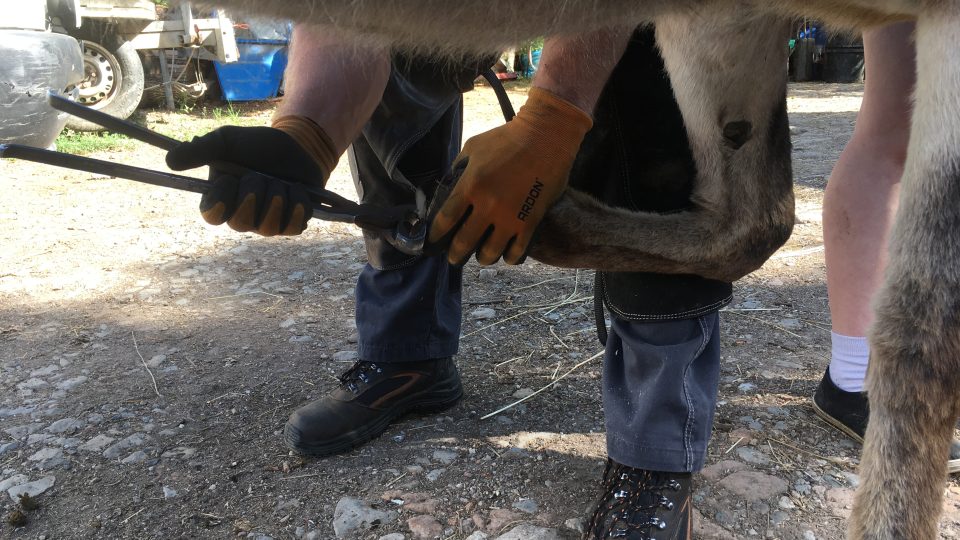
left=284, top=385, right=463, bottom=457
left=812, top=400, right=960, bottom=475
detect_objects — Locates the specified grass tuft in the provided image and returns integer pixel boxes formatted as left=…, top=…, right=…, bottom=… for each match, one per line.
left=55, top=130, right=134, bottom=155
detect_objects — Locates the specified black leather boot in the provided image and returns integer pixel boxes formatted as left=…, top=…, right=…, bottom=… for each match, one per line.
left=586, top=459, right=693, bottom=540
left=284, top=358, right=462, bottom=456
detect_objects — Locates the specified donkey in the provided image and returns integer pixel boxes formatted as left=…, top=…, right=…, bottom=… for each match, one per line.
left=198, top=1, right=960, bottom=537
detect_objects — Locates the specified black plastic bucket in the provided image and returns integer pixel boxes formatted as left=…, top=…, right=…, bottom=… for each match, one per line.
left=823, top=34, right=865, bottom=83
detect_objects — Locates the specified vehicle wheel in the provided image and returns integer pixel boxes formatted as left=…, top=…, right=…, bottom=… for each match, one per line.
left=65, top=26, right=144, bottom=131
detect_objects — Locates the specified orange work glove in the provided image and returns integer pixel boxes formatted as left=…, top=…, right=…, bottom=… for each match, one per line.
left=428, top=87, right=593, bottom=265
left=165, top=115, right=337, bottom=236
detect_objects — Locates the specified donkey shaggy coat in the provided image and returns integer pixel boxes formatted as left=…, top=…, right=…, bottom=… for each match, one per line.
left=200, top=1, right=960, bottom=538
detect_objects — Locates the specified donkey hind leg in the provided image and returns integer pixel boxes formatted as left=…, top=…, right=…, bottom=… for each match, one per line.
left=849, top=8, right=960, bottom=540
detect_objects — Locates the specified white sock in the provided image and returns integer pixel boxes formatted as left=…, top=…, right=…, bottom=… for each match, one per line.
left=829, top=332, right=870, bottom=392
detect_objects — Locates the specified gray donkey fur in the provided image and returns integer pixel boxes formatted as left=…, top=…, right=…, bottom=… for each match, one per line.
left=197, top=1, right=960, bottom=537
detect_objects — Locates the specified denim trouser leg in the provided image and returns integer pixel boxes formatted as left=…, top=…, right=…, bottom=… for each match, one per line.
left=348, top=62, right=466, bottom=364
left=354, top=258, right=462, bottom=362
left=603, top=312, right=721, bottom=473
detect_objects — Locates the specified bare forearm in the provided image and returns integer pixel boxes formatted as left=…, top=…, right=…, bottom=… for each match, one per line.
left=277, top=24, right=391, bottom=153
left=534, top=27, right=633, bottom=114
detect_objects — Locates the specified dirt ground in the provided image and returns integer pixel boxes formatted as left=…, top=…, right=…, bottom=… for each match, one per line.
left=2, top=82, right=960, bottom=540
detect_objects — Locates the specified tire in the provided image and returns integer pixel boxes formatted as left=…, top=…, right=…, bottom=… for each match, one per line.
left=66, top=24, right=144, bottom=131
left=0, top=30, right=84, bottom=148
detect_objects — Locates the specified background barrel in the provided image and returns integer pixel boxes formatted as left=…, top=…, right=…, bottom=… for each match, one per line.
left=822, top=34, right=865, bottom=83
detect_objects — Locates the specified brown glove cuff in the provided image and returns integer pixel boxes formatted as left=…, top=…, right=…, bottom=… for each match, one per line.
left=513, top=87, right=594, bottom=160
left=271, top=115, right=339, bottom=181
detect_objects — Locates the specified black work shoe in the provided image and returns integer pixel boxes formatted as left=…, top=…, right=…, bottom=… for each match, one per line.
left=585, top=459, right=693, bottom=540
left=812, top=367, right=870, bottom=442
left=284, top=358, right=462, bottom=456
left=813, top=367, right=960, bottom=474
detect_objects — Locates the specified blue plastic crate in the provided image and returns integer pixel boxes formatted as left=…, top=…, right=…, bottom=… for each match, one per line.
left=214, top=38, right=289, bottom=102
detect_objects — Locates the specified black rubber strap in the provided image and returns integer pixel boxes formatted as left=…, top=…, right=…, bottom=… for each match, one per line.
left=481, top=69, right=517, bottom=122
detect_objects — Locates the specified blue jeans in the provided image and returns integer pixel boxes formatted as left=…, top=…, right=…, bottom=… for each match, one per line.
left=349, top=59, right=466, bottom=363
left=574, top=27, right=729, bottom=473
left=354, top=256, right=462, bottom=362
left=603, top=313, right=721, bottom=472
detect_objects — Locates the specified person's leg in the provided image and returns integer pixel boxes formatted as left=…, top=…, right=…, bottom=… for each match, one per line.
left=822, top=22, right=913, bottom=393
left=349, top=125, right=464, bottom=364
left=577, top=27, right=731, bottom=539
left=602, top=314, right=721, bottom=473
left=815, top=22, right=960, bottom=471
left=587, top=313, right=721, bottom=538
left=284, top=60, right=469, bottom=456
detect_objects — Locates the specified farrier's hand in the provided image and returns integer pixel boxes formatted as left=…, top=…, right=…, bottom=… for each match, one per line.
left=428, top=88, right=592, bottom=265
left=165, top=116, right=337, bottom=236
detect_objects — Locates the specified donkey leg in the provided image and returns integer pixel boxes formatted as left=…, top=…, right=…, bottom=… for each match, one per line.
left=849, top=7, right=960, bottom=540
left=530, top=7, right=795, bottom=283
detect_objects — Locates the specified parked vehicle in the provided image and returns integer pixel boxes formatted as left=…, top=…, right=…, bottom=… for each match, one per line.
left=55, top=1, right=239, bottom=130
left=0, top=1, right=85, bottom=148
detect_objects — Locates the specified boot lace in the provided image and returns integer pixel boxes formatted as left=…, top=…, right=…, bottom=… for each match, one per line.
left=587, top=460, right=684, bottom=540
left=337, top=361, right=383, bottom=394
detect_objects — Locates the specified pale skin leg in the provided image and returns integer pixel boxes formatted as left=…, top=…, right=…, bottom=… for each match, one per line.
left=824, top=22, right=914, bottom=339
